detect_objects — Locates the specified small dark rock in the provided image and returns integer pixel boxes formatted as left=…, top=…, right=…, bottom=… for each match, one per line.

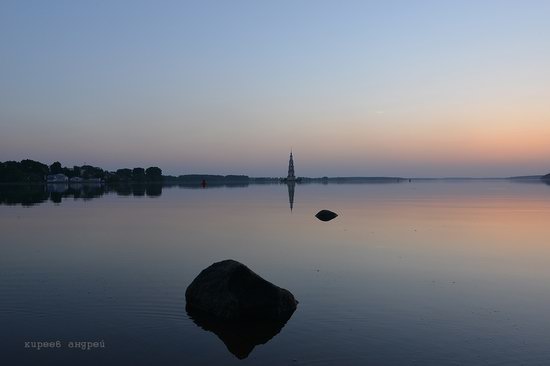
left=185, top=259, right=298, bottom=322
left=315, top=209, right=338, bottom=222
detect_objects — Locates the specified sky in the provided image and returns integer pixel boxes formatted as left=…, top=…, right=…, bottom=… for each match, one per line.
left=1, top=0, right=549, bottom=177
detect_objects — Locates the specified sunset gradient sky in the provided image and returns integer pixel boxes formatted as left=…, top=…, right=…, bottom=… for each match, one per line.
left=1, top=0, right=549, bottom=177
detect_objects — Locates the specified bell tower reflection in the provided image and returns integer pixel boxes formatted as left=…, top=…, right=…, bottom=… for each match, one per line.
left=287, top=182, right=295, bottom=212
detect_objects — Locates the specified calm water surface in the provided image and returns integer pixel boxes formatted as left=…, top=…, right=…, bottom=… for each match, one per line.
left=2, top=181, right=550, bottom=365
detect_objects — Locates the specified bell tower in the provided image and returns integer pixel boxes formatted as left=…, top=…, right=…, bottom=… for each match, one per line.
left=287, top=151, right=295, bottom=181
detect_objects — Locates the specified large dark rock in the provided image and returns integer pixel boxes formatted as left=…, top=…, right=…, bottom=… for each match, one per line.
left=185, top=260, right=298, bottom=322
left=186, top=260, right=298, bottom=358
left=315, top=209, right=338, bottom=221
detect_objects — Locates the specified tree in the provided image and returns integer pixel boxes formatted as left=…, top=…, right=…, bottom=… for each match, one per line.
left=116, top=168, right=133, bottom=181
left=50, top=161, right=63, bottom=175
left=0, top=160, right=49, bottom=182
left=81, top=165, right=104, bottom=179
left=20, top=159, right=49, bottom=181
left=132, top=167, right=146, bottom=181
left=62, top=167, right=75, bottom=178
left=145, top=167, right=162, bottom=181
left=2, top=161, right=28, bottom=182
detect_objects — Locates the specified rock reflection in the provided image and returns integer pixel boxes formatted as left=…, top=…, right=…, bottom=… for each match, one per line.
left=186, top=305, right=293, bottom=359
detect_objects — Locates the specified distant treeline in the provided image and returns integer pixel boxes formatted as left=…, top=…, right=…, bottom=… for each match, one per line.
left=164, top=174, right=250, bottom=184
left=0, top=159, right=256, bottom=185
left=0, top=159, right=259, bottom=185
left=511, top=173, right=550, bottom=181
left=0, top=159, right=162, bottom=183
left=300, top=176, right=405, bottom=184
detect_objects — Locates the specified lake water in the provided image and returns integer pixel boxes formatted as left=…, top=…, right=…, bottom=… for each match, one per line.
left=2, top=180, right=550, bottom=365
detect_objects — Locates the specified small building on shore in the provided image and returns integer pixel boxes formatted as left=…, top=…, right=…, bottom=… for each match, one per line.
left=46, top=174, right=68, bottom=183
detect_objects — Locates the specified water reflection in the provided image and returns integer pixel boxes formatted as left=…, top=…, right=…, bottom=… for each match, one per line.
left=177, top=182, right=250, bottom=189
left=0, top=183, right=164, bottom=206
left=3, top=180, right=550, bottom=365
left=186, top=305, right=293, bottom=359
left=287, top=182, right=295, bottom=212
left=0, top=184, right=49, bottom=206
left=0, top=182, right=258, bottom=206
left=1, top=179, right=549, bottom=207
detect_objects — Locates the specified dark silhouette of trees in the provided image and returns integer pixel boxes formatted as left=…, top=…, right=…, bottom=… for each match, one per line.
left=21, top=159, right=49, bottom=181
left=62, top=166, right=76, bottom=178
left=49, top=161, right=63, bottom=174
left=132, top=167, right=146, bottom=181
left=176, top=175, right=249, bottom=186
left=0, top=160, right=49, bottom=182
left=81, top=165, right=104, bottom=179
left=116, top=168, right=133, bottom=181
left=0, top=160, right=170, bottom=183
left=146, top=167, right=162, bottom=181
